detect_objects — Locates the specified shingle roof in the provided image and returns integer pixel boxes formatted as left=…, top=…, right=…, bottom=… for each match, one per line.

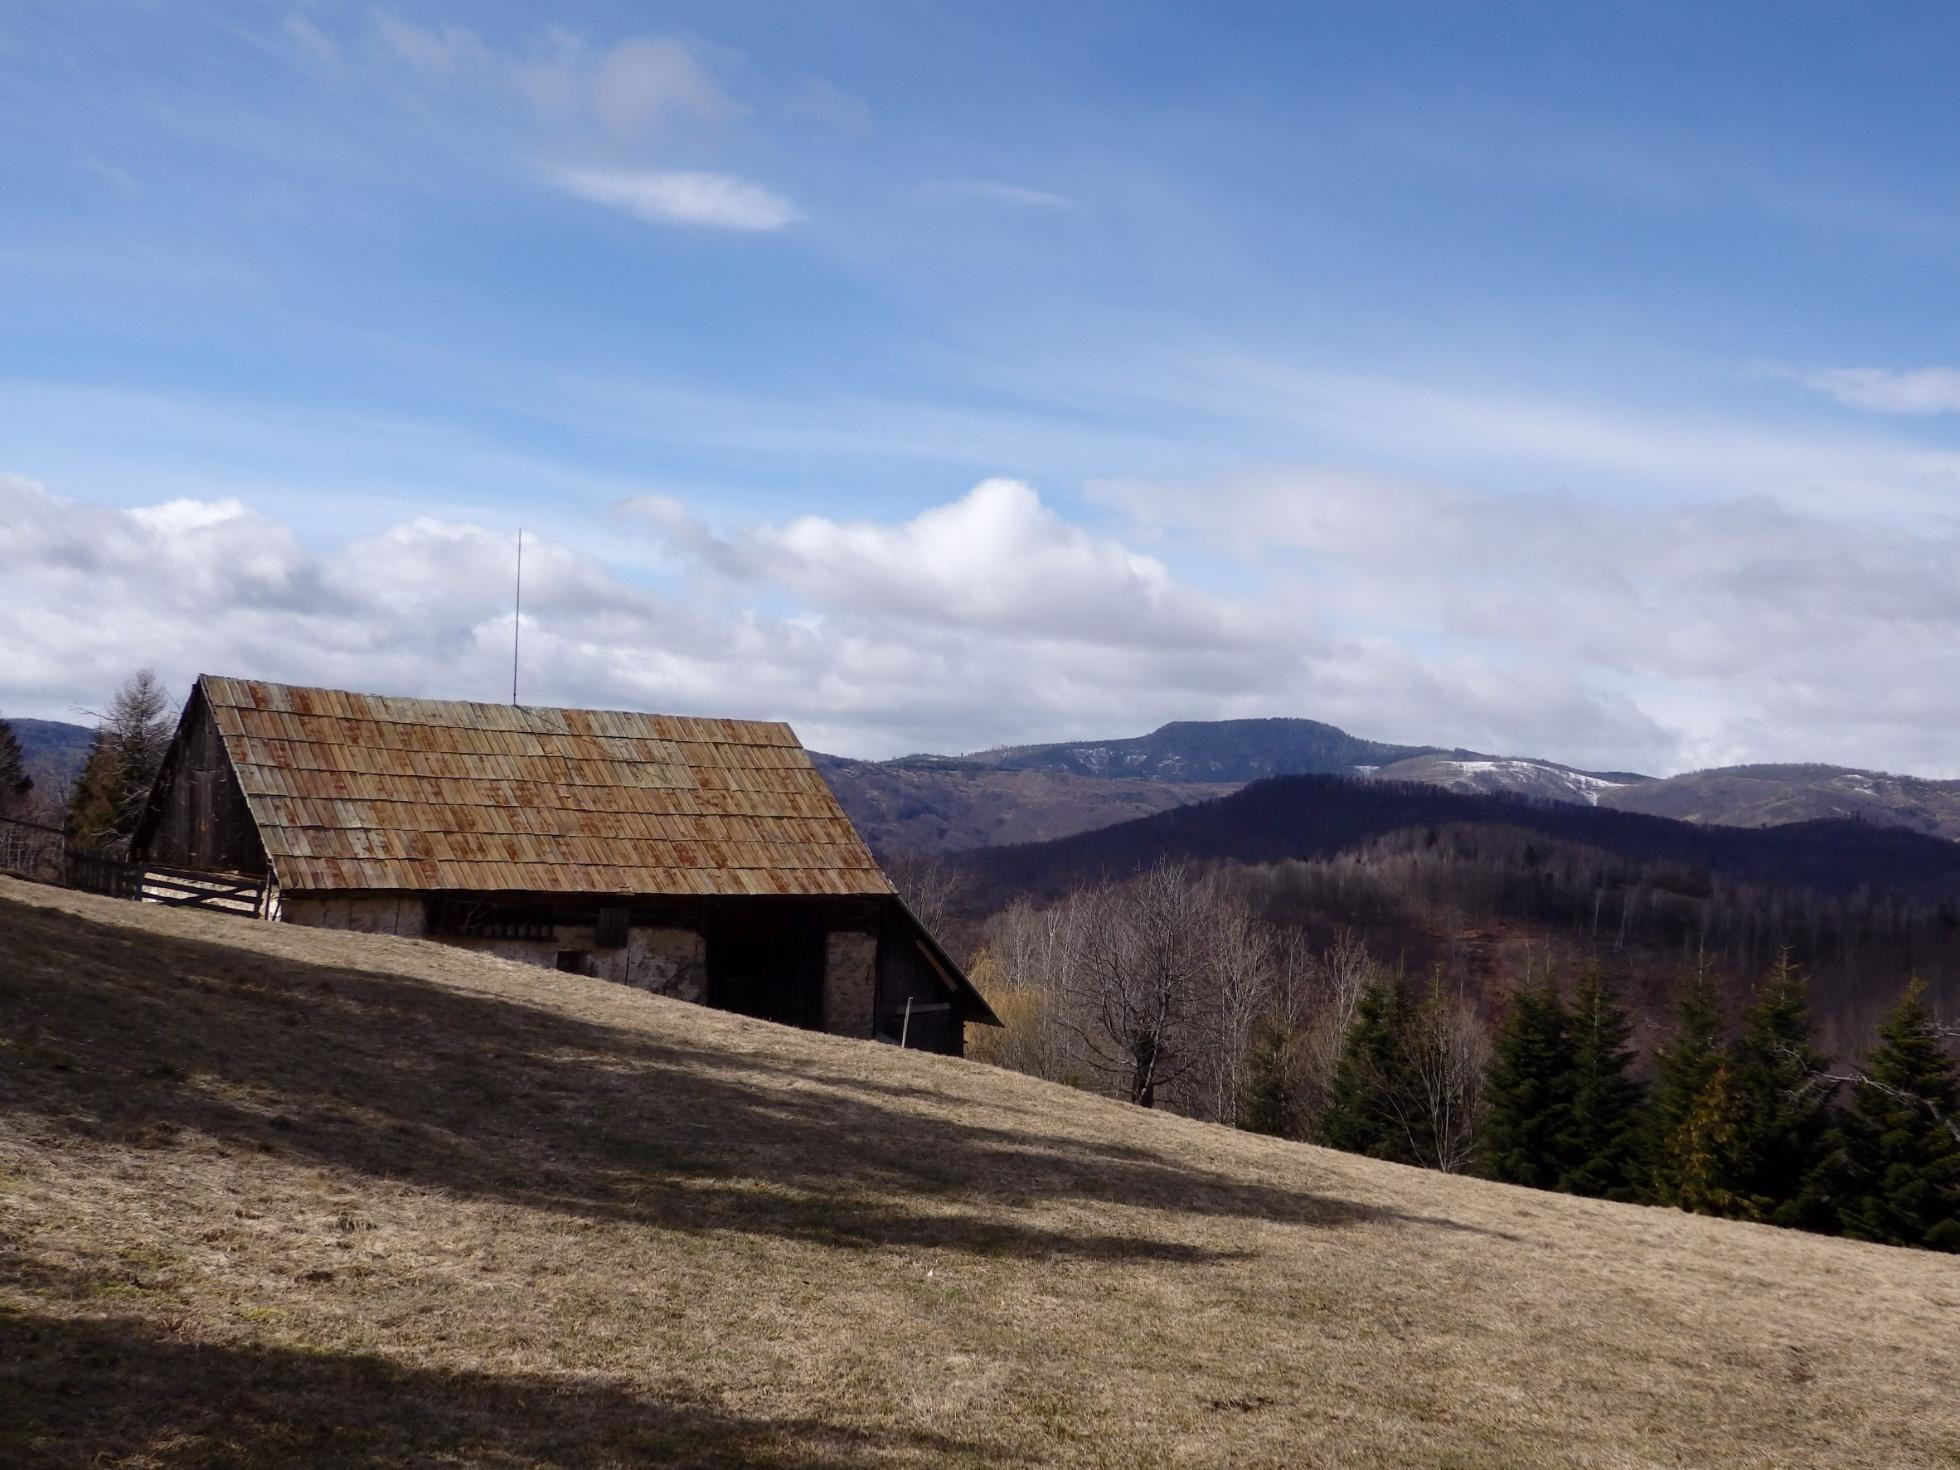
left=195, top=675, right=893, bottom=898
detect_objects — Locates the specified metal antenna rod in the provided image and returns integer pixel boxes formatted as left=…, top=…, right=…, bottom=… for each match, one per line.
left=511, top=528, right=524, bottom=706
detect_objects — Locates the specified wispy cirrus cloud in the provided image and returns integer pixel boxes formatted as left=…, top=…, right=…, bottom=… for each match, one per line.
left=1782, top=364, right=1960, bottom=417
left=547, top=165, right=801, bottom=231
left=926, top=179, right=1078, bottom=210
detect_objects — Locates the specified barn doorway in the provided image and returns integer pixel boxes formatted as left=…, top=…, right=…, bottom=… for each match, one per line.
left=706, top=907, right=825, bottom=1030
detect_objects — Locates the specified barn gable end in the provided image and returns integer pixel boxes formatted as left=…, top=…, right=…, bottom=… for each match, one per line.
left=134, top=684, right=268, bottom=878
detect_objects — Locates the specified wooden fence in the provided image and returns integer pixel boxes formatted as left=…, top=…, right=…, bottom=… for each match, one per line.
left=0, top=813, right=66, bottom=885
left=2, top=816, right=264, bottom=917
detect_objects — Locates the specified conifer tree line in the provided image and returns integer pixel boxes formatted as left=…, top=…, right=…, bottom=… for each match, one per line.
left=964, top=860, right=1960, bottom=1254
left=0, top=716, right=32, bottom=817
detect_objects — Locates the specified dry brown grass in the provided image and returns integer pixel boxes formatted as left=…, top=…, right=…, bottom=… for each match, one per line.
left=1, top=874, right=1955, bottom=1469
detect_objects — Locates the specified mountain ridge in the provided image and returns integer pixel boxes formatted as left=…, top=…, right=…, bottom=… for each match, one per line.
left=13, top=710, right=1960, bottom=855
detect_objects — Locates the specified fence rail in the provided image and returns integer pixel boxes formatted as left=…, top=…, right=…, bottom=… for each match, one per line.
left=0, top=813, right=67, bottom=885
left=2, top=815, right=264, bottom=917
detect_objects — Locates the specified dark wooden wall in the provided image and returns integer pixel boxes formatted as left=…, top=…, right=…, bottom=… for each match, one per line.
left=875, top=905, right=965, bottom=1056
left=134, top=689, right=267, bottom=877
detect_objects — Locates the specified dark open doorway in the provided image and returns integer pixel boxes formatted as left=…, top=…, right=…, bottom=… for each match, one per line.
left=705, top=906, right=825, bottom=1030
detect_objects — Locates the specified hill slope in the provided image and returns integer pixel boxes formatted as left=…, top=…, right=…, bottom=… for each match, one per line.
left=961, top=774, right=1960, bottom=902
left=812, top=753, right=1238, bottom=856
left=972, top=717, right=1436, bottom=782
left=5, top=716, right=92, bottom=803
left=2, top=878, right=1955, bottom=1468
left=1603, top=763, right=1960, bottom=837
left=1368, top=753, right=1648, bottom=805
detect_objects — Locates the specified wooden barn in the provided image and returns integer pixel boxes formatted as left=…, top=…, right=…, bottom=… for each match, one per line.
left=130, top=675, right=996, bottom=1054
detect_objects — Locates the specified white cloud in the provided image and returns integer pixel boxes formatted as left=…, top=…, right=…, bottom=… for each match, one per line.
left=369, top=13, right=490, bottom=76
left=0, top=475, right=1639, bottom=765
left=282, top=14, right=342, bottom=70
left=927, top=179, right=1078, bottom=210
left=1191, top=360, right=1960, bottom=516
left=1787, top=365, right=1960, bottom=417
left=624, top=479, right=1254, bottom=647
left=548, top=165, right=801, bottom=231
left=782, top=80, right=871, bottom=133
left=591, top=36, right=739, bottom=132
left=1096, top=469, right=1960, bottom=774
left=12, top=471, right=1960, bottom=776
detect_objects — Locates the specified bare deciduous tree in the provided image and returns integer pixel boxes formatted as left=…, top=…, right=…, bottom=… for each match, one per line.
left=1400, top=974, right=1488, bottom=1173
left=883, top=849, right=966, bottom=938
left=1061, top=862, right=1215, bottom=1108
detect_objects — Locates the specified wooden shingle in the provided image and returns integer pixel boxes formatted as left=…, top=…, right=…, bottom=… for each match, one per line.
left=196, top=675, right=892, bottom=899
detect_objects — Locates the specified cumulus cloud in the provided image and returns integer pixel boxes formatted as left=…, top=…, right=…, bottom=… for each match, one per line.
left=11, top=471, right=1958, bottom=775
left=548, top=165, right=800, bottom=230
left=1, top=475, right=1640, bottom=764
left=1096, top=469, right=1960, bottom=774
left=624, top=480, right=1247, bottom=645
left=1788, top=364, right=1960, bottom=416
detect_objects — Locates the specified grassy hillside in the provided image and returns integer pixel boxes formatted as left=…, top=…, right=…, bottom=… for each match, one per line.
left=1, top=878, right=1955, bottom=1469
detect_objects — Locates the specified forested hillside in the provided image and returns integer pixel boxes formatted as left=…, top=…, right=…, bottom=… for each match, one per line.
left=4, top=717, right=91, bottom=805
left=961, top=775, right=1960, bottom=902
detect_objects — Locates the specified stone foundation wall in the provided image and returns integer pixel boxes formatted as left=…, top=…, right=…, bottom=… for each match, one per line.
left=412, top=926, right=707, bottom=1002
left=277, top=896, right=707, bottom=1003
left=823, top=929, right=878, bottom=1038
left=278, top=893, right=429, bottom=937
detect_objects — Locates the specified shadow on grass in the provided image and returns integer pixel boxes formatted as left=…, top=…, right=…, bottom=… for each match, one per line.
left=0, top=1303, right=1004, bottom=1470
left=0, top=897, right=1509, bottom=1262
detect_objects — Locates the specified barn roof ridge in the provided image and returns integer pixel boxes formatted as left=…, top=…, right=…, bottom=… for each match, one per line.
left=196, top=674, right=798, bottom=739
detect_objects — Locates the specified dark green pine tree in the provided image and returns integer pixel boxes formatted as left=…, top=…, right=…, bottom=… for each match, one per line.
left=65, top=728, right=123, bottom=848
left=1479, top=982, right=1578, bottom=1189
left=1558, top=968, right=1649, bottom=1202
left=1836, top=981, right=1960, bottom=1253
left=0, top=717, right=31, bottom=813
left=1316, top=978, right=1419, bottom=1164
left=1650, top=957, right=1727, bottom=1207
left=1237, top=1019, right=1297, bottom=1138
left=1730, top=950, right=1839, bottom=1230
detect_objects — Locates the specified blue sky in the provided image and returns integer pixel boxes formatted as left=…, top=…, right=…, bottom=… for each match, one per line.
left=6, top=2, right=1960, bottom=771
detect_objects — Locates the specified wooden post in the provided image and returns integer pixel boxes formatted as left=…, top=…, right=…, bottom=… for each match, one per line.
left=899, top=996, right=913, bottom=1049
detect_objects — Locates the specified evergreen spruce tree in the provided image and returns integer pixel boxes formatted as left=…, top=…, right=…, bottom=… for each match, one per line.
left=65, top=729, right=121, bottom=848
left=1316, top=978, right=1419, bottom=1164
left=1558, top=967, right=1649, bottom=1202
left=1836, top=981, right=1960, bottom=1253
left=1730, top=950, right=1838, bottom=1230
left=1237, top=1019, right=1297, bottom=1137
left=1479, top=982, right=1577, bottom=1189
left=1673, top=1062, right=1756, bottom=1219
left=1650, top=957, right=1726, bottom=1206
left=0, top=717, right=31, bottom=814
